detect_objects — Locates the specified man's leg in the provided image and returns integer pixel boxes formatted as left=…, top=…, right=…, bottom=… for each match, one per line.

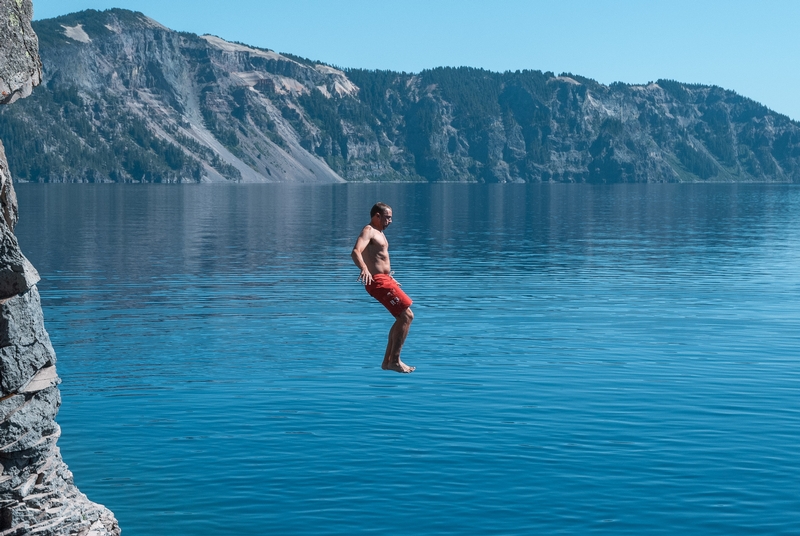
left=381, top=307, right=414, bottom=373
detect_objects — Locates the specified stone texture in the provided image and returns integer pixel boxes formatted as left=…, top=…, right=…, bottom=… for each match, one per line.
left=0, top=1, right=120, bottom=534
left=0, top=141, right=19, bottom=229
left=19, top=365, right=58, bottom=394
left=0, top=288, right=54, bottom=394
left=0, top=437, right=120, bottom=536
left=0, top=385, right=59, bottom=454
left=0, top=223, right=39, bottom=300
left=0, top=0, right=41, bottom=104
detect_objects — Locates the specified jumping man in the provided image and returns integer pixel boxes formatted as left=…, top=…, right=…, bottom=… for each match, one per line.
left=351, top=202, right=415, bottom=373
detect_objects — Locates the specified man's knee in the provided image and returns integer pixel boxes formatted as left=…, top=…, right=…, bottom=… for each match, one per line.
left=399, top=308, right=414, bottom=323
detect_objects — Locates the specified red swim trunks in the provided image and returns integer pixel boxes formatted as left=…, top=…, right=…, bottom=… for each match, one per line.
left=365, top=274, right=413, bottom=316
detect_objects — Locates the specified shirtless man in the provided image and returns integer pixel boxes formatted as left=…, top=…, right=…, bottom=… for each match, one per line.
left=351, top=202, right=415, bottom=373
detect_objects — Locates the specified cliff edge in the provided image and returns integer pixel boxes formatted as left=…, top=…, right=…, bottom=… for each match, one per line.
left=0, top=1, right=120, bottom=534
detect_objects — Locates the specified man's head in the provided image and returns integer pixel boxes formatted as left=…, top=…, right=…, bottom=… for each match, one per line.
left=370, top=202, right=393, bottom=230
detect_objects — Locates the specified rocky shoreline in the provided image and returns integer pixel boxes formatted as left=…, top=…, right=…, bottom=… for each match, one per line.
left=0, top=1, right=119, bottom=534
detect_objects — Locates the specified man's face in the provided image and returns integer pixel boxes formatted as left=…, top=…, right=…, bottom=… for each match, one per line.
left=378, top=209, right=392, bottom=230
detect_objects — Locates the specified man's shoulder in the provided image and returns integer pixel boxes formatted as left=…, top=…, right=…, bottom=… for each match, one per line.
left=360, top=224, right=385, bottom=243
left=361, top=224, right=379, bottom=236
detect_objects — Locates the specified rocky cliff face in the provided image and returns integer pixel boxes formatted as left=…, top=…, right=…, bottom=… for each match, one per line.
left=2, top=8, right=800, bottom=183
left=1, top=9, right=352, bottom=183
left=0, top=1, right=119, bottom=534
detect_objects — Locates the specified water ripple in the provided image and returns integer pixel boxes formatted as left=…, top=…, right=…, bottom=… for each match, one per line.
left=13, top=183, right=800, bottom=535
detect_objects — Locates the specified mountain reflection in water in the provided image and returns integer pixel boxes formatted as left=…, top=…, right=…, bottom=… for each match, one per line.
left=14, top=183, right=800, bottom=536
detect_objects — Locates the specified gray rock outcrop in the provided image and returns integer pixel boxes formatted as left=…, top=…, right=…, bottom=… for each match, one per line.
left=0, top=1, right=120, bottom=534
left=0, top=0, right=40, bottom=105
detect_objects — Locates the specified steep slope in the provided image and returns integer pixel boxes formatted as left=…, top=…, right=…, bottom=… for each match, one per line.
left=0, top=1, right=120, bottom=534
left=1, top=9, right=800, bottom=183
left=3, top=9, right=350, bottom=183
left=339, top=70, right=800, bottom=183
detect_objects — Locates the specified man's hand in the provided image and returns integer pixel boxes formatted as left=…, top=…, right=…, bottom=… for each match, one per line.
left=358, top=268, right=373, bottom=286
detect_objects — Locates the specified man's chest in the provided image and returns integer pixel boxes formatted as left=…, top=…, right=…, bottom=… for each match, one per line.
left=369, top=233, right=389, bottom=252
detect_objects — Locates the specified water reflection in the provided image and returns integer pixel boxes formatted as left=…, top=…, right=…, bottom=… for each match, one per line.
left=12, top=183, right=800, bottom=536
left=17, top=183, right=797, bottom=279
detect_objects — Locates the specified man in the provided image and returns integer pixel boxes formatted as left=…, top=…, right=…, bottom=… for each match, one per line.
left=351, top=202, right=415, bottom=373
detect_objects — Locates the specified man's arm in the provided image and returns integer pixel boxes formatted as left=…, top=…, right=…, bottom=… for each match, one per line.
left=351, top=227, right=374, bottom=286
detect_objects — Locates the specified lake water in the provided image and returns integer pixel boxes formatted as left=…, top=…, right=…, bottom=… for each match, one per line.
left=13, top=183, right=800, bottom=535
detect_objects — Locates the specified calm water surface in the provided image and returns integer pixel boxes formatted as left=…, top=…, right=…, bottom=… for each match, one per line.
left=14, top=183, right=800, bottom=535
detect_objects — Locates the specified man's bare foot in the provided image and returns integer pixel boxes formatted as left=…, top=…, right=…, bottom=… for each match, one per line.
left=381, top=361, right=415, bottom=373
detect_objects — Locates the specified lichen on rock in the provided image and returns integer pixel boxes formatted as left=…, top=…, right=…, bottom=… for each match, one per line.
left=0, top=1, right=120, bottom=534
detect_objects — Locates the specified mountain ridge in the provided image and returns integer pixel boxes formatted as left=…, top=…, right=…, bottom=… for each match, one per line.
left=1, top=8, right=799, bottom=183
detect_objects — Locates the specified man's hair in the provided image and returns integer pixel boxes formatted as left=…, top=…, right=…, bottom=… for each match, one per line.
left=370, top=202, right=391, bottom=218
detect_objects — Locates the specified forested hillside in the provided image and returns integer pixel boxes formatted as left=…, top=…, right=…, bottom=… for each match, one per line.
left=2, top=8, right=799, bottom=183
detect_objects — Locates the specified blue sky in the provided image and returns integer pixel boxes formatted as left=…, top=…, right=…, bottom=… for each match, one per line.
left=31, top=0, right=800, bottom=120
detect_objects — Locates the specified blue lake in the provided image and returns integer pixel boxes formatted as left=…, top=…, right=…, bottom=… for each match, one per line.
left=13, top=183, right=800, bottom=535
